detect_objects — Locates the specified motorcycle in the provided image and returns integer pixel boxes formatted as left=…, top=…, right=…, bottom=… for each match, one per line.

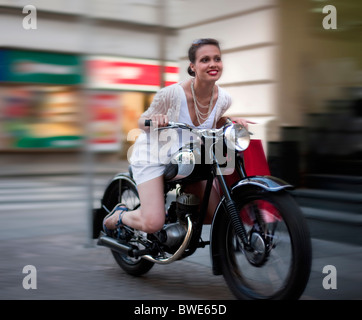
left=93, top=119, right=312, bottom=300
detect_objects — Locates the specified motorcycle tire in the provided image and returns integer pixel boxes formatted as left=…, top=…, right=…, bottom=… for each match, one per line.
left=218, top=188, right=312, bottom=300
left=102, top=177, right=155, bottom=276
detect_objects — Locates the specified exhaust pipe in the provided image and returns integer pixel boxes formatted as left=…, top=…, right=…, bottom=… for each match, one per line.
left=142, top=215, right=193, bottom=264
left=97, top=232, right=134, bottom=256
left=97, top=215, right=193, bottom=264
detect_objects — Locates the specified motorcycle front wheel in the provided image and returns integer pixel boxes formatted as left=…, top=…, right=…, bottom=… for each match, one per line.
left=218, top=189, right=312, bottom=300
left=102, top=177, right=155, bottom=276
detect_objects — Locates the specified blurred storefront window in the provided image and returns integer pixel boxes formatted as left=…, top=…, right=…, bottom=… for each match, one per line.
left=0, top=50, right=179, bottom=153
left=0, top=49, right=83, bottom=150
left=85, top=55, right=178, bottom=154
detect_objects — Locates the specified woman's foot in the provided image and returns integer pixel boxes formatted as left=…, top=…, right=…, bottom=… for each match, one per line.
left=103, top=204, right=128, bottom=236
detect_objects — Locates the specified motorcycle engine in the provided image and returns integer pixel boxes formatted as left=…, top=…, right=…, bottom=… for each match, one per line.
left=176, top=193, right=200, bottom=218
left=160, top=223, right=187, bottom=252
left=159, top=193, right=199, bottom=253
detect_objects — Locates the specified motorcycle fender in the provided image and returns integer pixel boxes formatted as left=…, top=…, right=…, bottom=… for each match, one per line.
left=103, top=172, right=137, bottom=202
left=209, top=176, right=293, bottom=275
left=232, top=175, right=293, bottom=192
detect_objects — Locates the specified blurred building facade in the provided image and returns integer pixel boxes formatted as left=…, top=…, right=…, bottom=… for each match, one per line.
left=0, top=0, right=361, bottom=186
left=274, top=0, right=362, bottom=187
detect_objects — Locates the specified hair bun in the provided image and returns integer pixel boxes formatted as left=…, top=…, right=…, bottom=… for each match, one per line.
left=187, top=66, right=195, bottom=77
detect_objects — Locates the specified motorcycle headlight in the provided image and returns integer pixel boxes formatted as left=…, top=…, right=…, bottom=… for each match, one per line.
left=224, top=123, right=250, bottom=151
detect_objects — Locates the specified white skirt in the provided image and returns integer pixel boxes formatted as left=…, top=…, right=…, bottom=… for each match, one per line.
left=129, top=130, right=178, bottom=185
left=131, top=163, right=166, bottom=185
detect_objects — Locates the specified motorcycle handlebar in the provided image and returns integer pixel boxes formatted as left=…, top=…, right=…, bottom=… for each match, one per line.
left=144, top=119, right=234, bottom=132
left=144, top=119, right=179, bottom=128
left=144, top=120, right=193, bottom=131
left=143, top=119, right=251, bottom=139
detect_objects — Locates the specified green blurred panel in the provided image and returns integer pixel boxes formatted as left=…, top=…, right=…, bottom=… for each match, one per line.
left=16, top=136, right=84, bottom=148
left=5, top=50, right=82, bottom=85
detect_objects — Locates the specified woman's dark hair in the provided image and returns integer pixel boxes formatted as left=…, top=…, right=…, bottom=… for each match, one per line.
left=187, top=38, right=220, bottom=77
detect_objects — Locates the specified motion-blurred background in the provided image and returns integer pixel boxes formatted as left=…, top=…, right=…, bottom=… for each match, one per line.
left=1, top=0, right=361, bottom=178
left=0, top=1, right=361, bottom=300
left=0, top=0, right=361, bottom=242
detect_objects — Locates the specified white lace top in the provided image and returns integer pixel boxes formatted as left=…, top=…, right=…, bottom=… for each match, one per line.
left=129, top=82, right=231, bottom=165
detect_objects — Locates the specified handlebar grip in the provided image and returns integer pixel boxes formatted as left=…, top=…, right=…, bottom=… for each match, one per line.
left=144, top=119, right=152, bottom=127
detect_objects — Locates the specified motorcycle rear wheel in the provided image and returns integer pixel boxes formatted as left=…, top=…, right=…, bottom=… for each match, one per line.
left=218, top=189, right=312, bottom=300
left=102, top=177, right=155, bottom=276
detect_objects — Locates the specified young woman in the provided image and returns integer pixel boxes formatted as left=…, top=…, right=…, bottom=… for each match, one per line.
left=103, top=38, right=249, bottom=235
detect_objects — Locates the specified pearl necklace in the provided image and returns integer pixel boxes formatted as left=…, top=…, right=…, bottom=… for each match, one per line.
left=191, top=80, right=215, bottom=125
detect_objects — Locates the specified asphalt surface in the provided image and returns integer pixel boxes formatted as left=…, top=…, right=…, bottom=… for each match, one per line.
left=1, top=201, right=361, bottom=300
left=0, top=159, right=361, bottom=301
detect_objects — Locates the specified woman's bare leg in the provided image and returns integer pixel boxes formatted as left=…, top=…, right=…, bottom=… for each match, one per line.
left=104, top=176, right=166, bottom=234
left=104, top=176, right=221, bottom=233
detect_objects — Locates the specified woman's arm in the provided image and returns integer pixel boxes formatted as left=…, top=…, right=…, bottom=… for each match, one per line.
left=138, top=87, right=169, bottom=131
left=217, top=116, right=255, bottom=129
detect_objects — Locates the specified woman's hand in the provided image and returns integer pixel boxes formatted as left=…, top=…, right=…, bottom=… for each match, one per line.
left=229, top=117, right=256, bottom=129
left=150, top=114, right=169, bottom=128
left=140, top=114, right=169, bottom=130
left=217, top=116, right=256, bottom=129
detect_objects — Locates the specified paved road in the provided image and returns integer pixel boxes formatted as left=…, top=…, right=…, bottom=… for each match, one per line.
left=0, top=175, right=361, bottom=300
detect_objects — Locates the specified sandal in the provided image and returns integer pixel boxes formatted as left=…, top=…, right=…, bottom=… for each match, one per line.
left=103, top=203, right=128, bottom=237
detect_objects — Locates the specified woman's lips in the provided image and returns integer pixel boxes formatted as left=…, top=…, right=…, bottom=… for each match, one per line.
left=208, top=70, right=218, bottom=76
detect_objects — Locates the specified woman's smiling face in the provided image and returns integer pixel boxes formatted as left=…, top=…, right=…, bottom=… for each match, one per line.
left=191, top=44, right=223, bottom=82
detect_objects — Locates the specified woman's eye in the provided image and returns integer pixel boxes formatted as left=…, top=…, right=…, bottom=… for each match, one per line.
left=200, top=56, right=221, bottom=63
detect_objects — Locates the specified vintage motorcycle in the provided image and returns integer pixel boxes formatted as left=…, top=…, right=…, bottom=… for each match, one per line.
left=93, top=119, right=312, bottom=300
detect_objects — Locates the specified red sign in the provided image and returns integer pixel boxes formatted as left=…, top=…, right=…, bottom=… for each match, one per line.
left=86, top=56, right=179, bottom=91
left=89, top=93, right=120, bottom=151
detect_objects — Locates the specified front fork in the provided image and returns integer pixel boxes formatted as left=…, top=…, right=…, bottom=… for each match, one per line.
left=213, top=152, right=252, bottom=250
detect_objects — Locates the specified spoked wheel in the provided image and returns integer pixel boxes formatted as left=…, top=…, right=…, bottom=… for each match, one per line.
left=218, top=189, right=312, bottom=300
left=102, top=177, right=154, bottom=276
